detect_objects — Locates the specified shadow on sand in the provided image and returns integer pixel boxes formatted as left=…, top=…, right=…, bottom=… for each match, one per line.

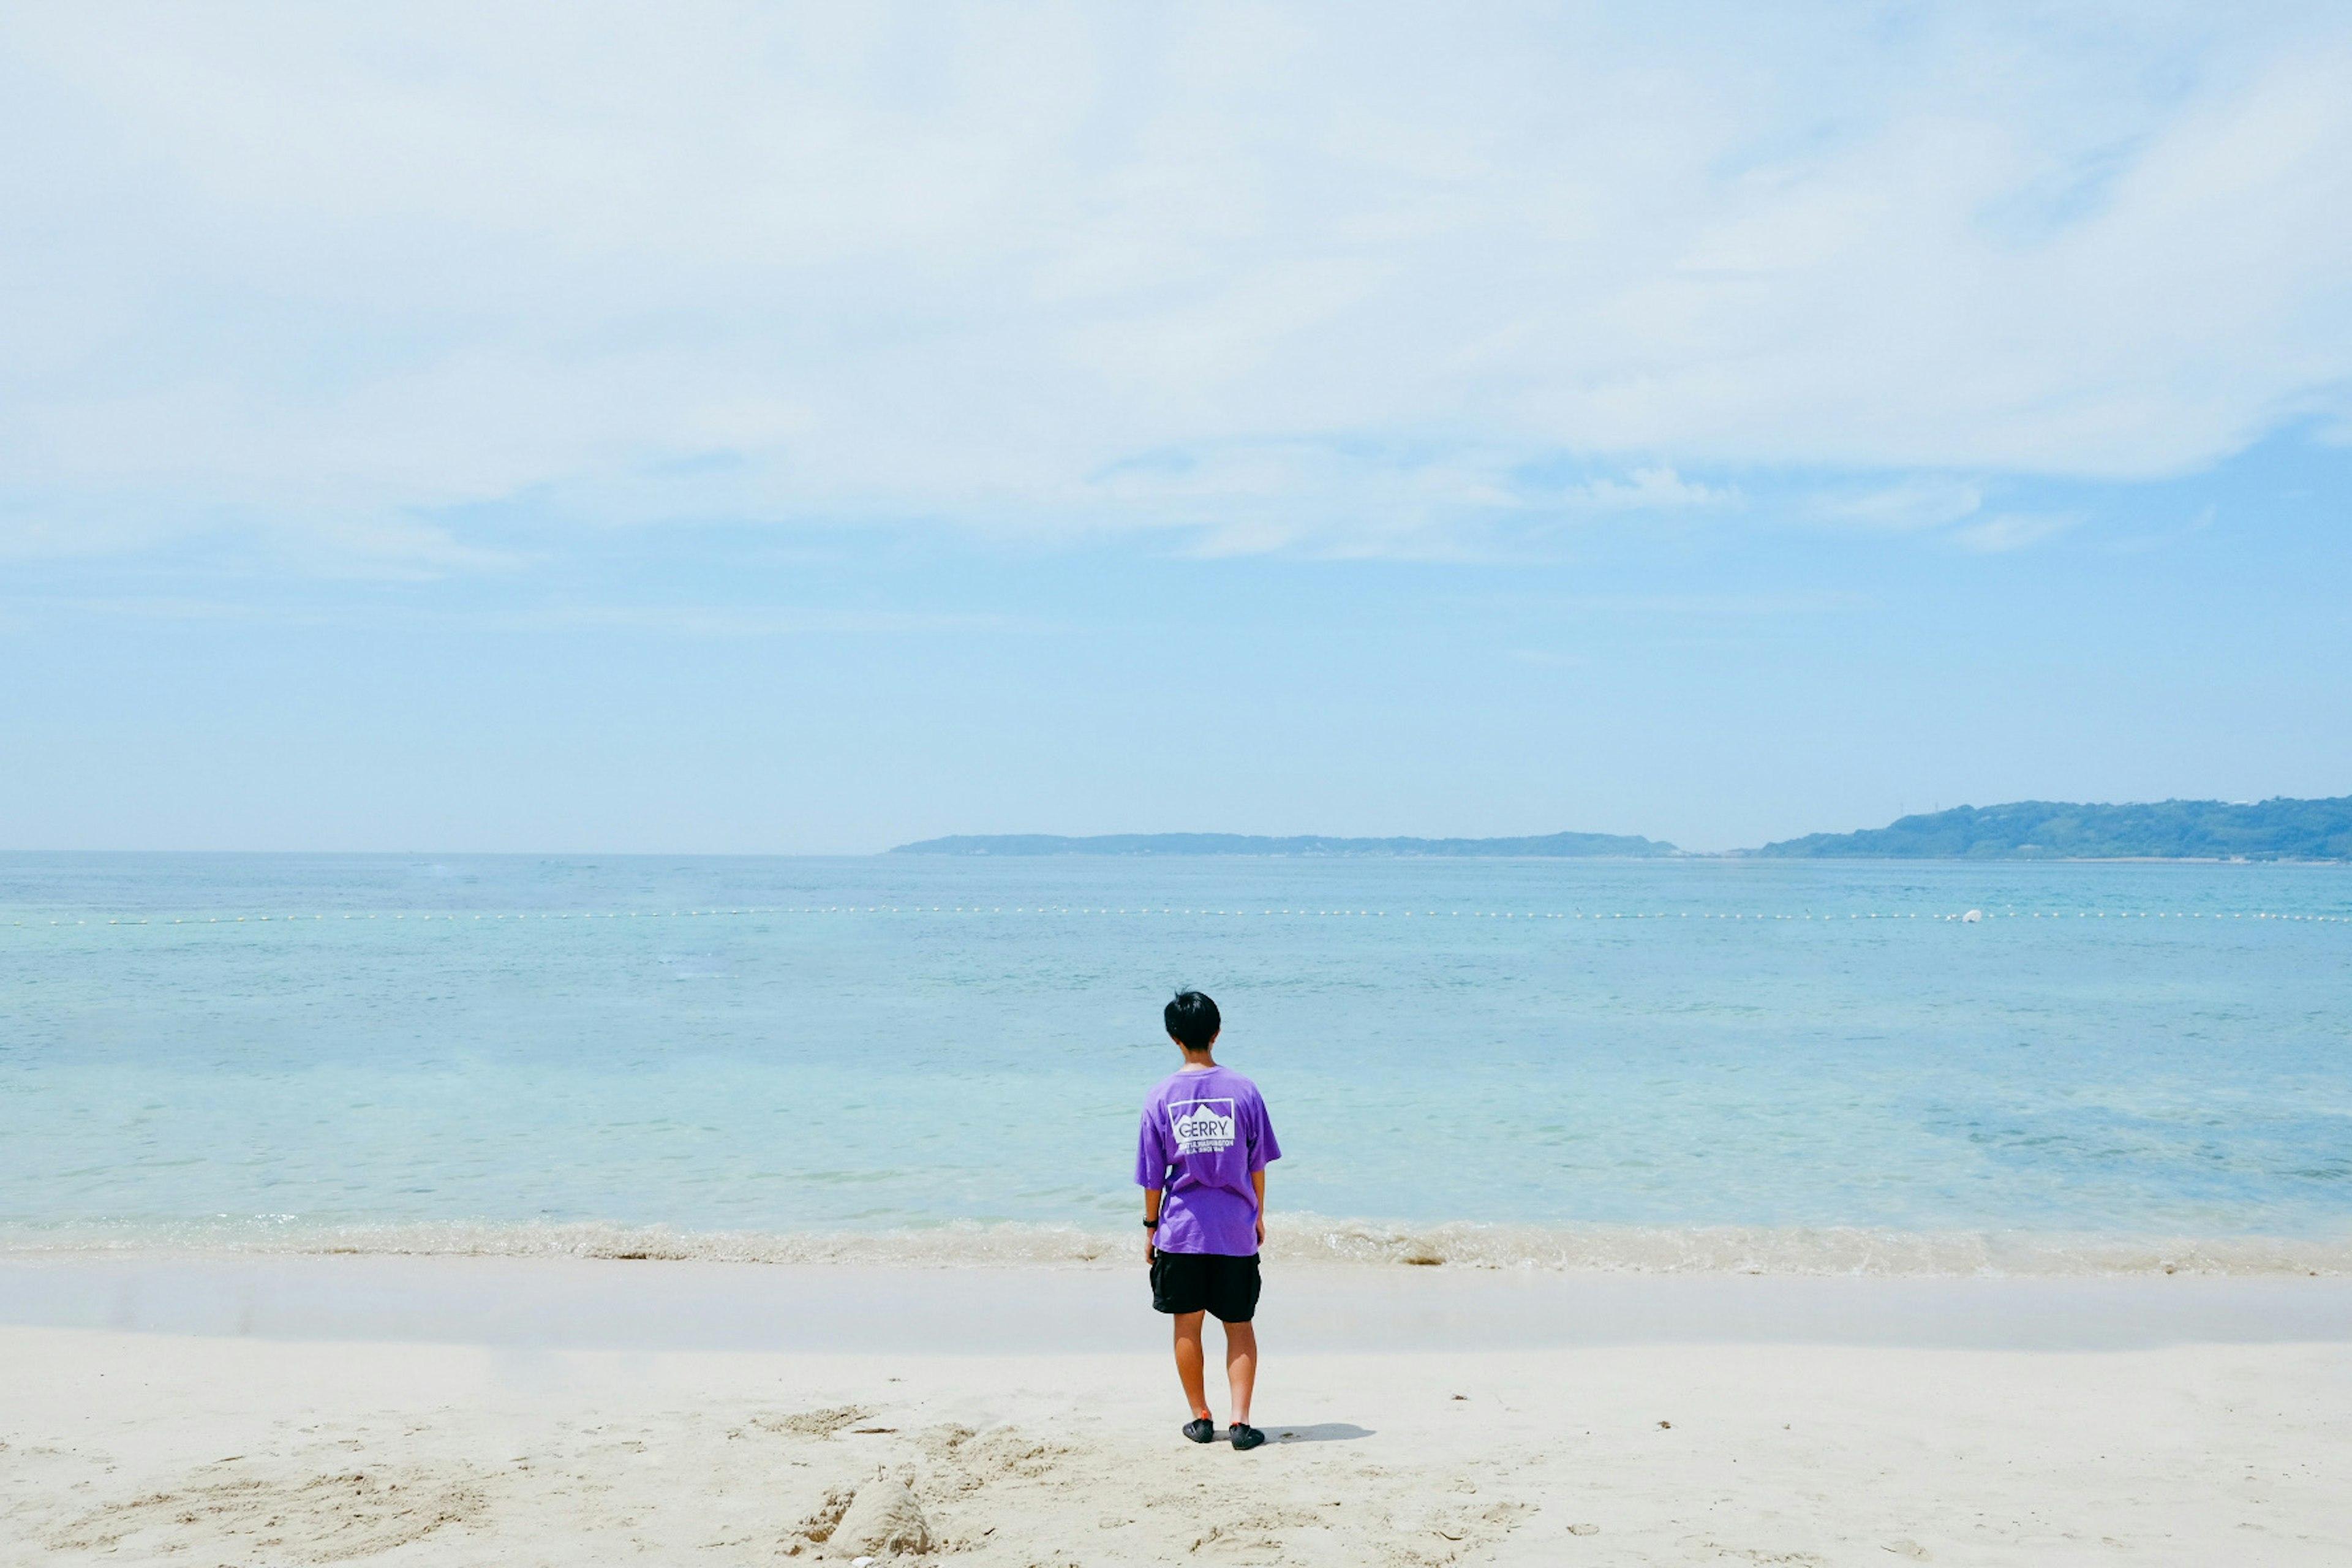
left=1267, top=1422, right=1374, bottom=1443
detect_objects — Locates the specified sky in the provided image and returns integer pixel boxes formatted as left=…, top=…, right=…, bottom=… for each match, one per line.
left=3, top=2, right=2349, bottom=853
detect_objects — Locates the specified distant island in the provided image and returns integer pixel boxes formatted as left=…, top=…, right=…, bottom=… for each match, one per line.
left=893, top=796, right=2352, bottom=861
left=1752, top=796, right=2352, bottom=861
left=890, top=831, right=1679, bottom=858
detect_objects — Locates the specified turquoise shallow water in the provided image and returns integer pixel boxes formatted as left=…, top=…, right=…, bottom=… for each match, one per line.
left=2, top=854, right=2348, bottom=1268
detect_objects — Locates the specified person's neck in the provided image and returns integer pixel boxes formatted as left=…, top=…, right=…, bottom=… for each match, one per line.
left=1178, top=1051, right=1217, bottom=1071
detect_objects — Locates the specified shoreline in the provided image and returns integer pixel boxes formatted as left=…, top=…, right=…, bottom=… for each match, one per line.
left=6, top=1250, right=2350, bottom=1354
left=6, top=1215, right=2350, bottom=1279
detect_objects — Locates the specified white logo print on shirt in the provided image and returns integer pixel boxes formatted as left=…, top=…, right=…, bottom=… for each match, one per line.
left=1169, top=1099, right=1237, bottom=1154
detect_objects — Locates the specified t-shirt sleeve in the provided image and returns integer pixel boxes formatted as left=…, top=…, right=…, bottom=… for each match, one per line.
left=1136, top=1101, right=1170, bottom=1189
left=1247, top=1091, right=1281, bottom=1171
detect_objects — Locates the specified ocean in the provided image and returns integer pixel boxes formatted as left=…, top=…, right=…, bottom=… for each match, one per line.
left=3, top=853, right=2348, bottom=1274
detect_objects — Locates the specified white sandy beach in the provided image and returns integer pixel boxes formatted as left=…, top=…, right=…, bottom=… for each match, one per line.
left=3, top=1256, right=2348, bottom=1566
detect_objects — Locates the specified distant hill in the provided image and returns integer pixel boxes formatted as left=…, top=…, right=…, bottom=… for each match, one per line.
left=1753, top=797, right=2352, bottom=861
left=890, top=831, right=1679, bottom=858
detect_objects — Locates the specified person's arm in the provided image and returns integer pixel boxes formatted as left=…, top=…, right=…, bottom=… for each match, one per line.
left=1247, top=1094, right=1278, bottom=1247
left=1137, top=1104, right=1168, bottom=1263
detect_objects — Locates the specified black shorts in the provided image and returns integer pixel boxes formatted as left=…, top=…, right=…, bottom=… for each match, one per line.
left=1150, top=1250, right=1262, bottom=1323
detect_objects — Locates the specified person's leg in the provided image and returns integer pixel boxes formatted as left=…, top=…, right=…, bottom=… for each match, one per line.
left=1223, top=1321, right=1257, bottom=1425
left=1171, top=1311, right=1212, bottom=1419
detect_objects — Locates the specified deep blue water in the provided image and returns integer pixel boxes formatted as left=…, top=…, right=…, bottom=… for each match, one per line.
left=2, top=853, right=2348, bottom=1261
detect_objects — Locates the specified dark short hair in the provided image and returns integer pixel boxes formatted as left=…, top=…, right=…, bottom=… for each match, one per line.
left=1164, top=990, right=1221, bottom=1050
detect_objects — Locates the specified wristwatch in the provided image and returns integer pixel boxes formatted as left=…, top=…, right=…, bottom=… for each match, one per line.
left=1142, top=1218, right=1159, bottom=1229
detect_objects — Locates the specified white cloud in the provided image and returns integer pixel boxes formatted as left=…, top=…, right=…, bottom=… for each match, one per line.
left=1950, top=511, right=2078, bottom=553
left=2, top=2, right=2348, bottom=565
left=1809, top=480, right=1985, bottom=532
left=1560, top=467, right=1738, bottom=513
left=492, top=605, right=1040, bottom=638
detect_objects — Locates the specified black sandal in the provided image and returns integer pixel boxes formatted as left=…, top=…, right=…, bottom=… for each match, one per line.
left=1229, top=1422, right=1265, bottom=1451
left=1183, top=1417, right=1218, bottom=1444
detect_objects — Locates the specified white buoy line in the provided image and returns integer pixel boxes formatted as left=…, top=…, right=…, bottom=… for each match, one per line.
left=10, top=907, right=2348, bottom=929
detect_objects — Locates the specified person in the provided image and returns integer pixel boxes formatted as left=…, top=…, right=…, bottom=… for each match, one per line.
left=1136, top=989, right=1281, bottom=1449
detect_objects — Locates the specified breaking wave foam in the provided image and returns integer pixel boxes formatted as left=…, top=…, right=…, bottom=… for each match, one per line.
left=4, top=1213, right=2348, bottom=1277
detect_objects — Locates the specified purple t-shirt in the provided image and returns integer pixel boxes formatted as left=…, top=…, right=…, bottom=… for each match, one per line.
left=1135, top=1065, right=1281, bottom=1257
